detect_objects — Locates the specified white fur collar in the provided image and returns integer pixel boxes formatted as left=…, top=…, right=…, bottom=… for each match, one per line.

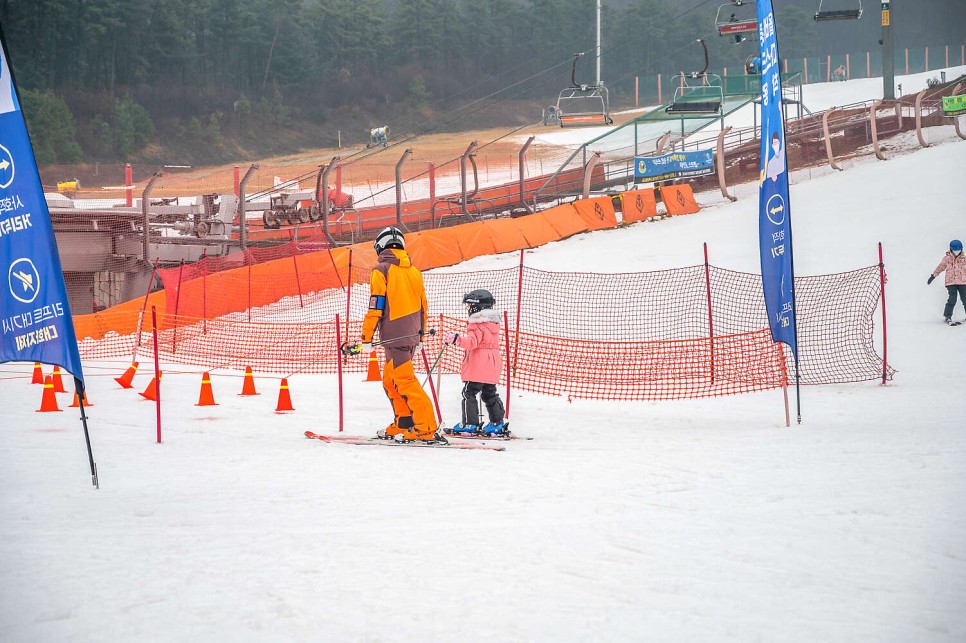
left=468, top=308, right=502, bottom=324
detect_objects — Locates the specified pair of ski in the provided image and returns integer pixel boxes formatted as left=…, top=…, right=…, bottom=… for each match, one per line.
left=304, top=431, right=512, bottom=452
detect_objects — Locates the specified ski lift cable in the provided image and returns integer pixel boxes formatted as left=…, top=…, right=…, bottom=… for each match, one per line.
left=246, top=0, right=722, bottom=199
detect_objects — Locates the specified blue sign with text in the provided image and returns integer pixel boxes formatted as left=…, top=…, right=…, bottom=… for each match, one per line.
left=0, top=35, right=85, bottom=383
left=756, top=0, right=797, bottom=356
left=634, top=149, right=715, bottom=184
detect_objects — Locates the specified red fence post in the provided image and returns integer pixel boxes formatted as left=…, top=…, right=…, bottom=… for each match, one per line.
left=420, top=345, right=443, bottom=427
left=233, top=165, right=240, bottom=197
left=703, top=243, right=716, bottom=383
left=514, top=249, right=524, bottom=375
left=201, top=250, right=208, bottom=334
left=291, top=235, right=304, bottom=308
left=125, top=163, right=133, bottom=207
left=132, top=258, right=159, bottom=364
left=172, top=260, right=184, bottom=351
left=335, top=315, right=344, bottom=432
left=504, top=310, right=512, bottom=421
left=878, top=242, right=889, bottom=385
left=345, top=248, right=353, bottom=342
left=151, top=306, right=162, bottom=444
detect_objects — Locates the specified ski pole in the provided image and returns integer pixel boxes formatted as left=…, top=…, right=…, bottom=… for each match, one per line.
left=420, top=344, right=447, bottom=388
left=341, top=329, right=435, bottom=356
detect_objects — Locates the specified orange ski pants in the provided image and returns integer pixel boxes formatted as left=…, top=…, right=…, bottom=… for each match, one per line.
left=383, top=354, right=435, bottom=433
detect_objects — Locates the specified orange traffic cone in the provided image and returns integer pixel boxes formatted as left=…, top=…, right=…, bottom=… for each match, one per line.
left=36, top=375, right=62, bottom=413
left=69, top=388, right=93, bottom=407
left=196, top=372, right=218, bottom=406
left=239, top=366, right=258, bottom=396
left=139, top=372, right=162, bottom=401
left=115, top=362, right=139, bottom=388
left=364, top=352, right=382, bottom=382
left=31, top=362, right=44, bottom=384
left=51, top=366, right=66, bottom=393
left=275, top=378, right=295, bottom=413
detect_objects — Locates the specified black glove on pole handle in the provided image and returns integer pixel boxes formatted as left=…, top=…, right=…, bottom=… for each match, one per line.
left=927, top=275, right=935, bottom=285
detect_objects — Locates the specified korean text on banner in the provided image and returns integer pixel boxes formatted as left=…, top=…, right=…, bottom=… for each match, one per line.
left=756, top=0, right=797, bottom=356
left=634, top=150, right=715, bottom=184
left=0, top=30, right=85, bottom=382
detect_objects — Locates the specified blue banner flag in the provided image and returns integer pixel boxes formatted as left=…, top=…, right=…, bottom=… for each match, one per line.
left=0, top=31, right=85, bottom=383
left=756, top=0, right=797, bottom=356
left=634, top=149, right=715, bottom=184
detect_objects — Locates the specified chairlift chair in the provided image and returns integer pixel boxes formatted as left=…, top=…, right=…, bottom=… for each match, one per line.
left=813, top=0, right=862, bottom=21
left=715, top=1, right=758, bottom=40
left=665, top=40, right=724, bottom=115
left=555, top=53, right=613, bottom=127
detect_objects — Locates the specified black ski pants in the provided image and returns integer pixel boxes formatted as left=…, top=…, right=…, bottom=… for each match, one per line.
left=944, top=284, right=966, bottom=319
left=461, top=381, right=505, bottom=426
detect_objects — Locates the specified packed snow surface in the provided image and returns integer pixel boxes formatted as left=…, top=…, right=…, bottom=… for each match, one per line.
left=1, top=70, right=965, bottom=642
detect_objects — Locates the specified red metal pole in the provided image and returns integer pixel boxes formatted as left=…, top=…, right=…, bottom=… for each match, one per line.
left=335, top=315, right=344, bottom=432
left=233, top=165, right=240, bottom=197
left=420, top=346, right=443, bottom=427
left=202, top=250, right=207, bottom=334
left=428, top=163, right=436, bottom=207
left=132, top=258, right=160, bottom=363
left=335, top=165, right=343, bottom=198
left=504, top=310, right=512, bottom=421
left=172, top=260, right=184, bottom=351
left=345, top=249, right=353, bottom=342
left=290, top=232, right=304, bottom=308
left=878, top=242, right=889, bottom=385
left=513, top=249, right=524, bottom=375
left=151, top=306, right=161, bottom=444
left=125, top=163, right=133, bottom=207
left=703, top=243, right=716, bottom=383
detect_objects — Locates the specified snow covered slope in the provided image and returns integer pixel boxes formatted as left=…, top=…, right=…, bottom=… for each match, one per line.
left=1, top=74, right=964, bottom=642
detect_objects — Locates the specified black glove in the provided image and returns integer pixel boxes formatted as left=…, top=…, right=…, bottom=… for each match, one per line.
left=927, top=275, right=935, bottom=285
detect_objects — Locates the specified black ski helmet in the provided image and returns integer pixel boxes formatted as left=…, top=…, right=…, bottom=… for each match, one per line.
left=462, top=289, right=495, bottom=314
left=374, top=226, right=405, bottom=253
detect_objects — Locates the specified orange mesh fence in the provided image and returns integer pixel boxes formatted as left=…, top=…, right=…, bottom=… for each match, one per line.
left=77, top=259, right=893, bottom=398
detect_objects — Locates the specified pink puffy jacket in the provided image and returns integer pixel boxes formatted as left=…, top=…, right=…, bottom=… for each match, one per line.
left=932, top=252, right=966, bottom=286
left=454, top=308, right=503, bottom=384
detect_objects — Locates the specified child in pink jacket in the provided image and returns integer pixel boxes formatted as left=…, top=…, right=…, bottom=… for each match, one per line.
left=928, top=239, right=966, bottom=325
left=443, top=289, right=508, bottom=436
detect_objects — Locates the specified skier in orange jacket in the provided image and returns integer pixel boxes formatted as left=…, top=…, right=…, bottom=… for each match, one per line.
left=359, top=226, right=438, bottom=441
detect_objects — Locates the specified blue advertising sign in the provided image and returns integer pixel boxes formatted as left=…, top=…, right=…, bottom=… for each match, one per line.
left=634, top=149, right=715, bottom=184
left=0, top=33, right=85, bottom=383
left=756, top=0, right=797, bottom=356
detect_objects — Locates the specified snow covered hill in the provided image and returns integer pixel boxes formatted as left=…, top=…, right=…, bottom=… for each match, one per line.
left=1, top=71, right=965, bottom=642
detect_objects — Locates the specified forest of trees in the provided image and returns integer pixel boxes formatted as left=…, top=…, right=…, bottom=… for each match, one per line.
left=1, top=0, right=962, bottom=166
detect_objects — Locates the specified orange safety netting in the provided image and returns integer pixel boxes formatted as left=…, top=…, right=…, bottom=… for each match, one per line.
left=75, top=258, right=893, bottom=401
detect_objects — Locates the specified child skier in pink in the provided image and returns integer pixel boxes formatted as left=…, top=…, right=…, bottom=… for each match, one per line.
left=928, top=239, right=966, bottom=325
left=442, top=289, right=508, bottom=436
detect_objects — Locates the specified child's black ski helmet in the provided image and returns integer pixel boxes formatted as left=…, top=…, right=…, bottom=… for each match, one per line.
left=462, top=289, right=495, bottom=314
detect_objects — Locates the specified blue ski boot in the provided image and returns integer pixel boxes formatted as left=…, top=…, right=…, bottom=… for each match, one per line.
left=449, top=422, right=480, bottom=435
left=480, top=421, right=510, bottom=437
